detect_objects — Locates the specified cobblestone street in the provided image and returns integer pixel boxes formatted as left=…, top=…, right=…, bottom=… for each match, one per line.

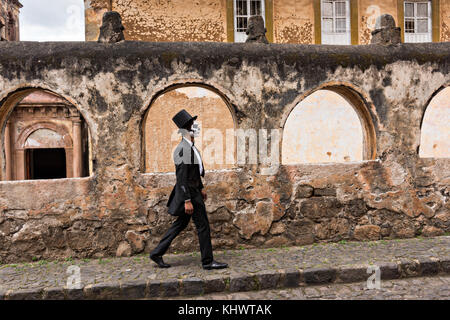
left=167, top=276, right=450, bottom=300
left=0, top=236, right=449, bottom=299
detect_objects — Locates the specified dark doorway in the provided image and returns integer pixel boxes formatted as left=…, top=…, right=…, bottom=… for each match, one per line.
left=26, top=148, right=67, bottom=180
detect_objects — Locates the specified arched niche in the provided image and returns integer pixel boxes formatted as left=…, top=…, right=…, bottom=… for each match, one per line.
left=419, top=86, right=450, bottom=158
left=142, top=84, right=237, bottom=173
left=282, top=87, right=376, bottom=164
left=0, top=88, right=93, bottom=181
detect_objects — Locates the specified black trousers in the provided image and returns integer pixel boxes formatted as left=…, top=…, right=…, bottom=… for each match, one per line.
left=150, top=191, right=214, bottom=265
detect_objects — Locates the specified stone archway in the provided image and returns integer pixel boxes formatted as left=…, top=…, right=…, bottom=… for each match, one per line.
left=1, top=89, right=93, bottom=181
left=282, top=88, right=375, bottom=164
left=142, top=84, right=236, bottom=173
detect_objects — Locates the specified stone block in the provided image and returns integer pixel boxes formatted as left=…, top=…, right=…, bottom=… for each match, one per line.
left=282, top=269, right=301, bottom=288
left=181, top=278, right=204, bottom=296
left=229, top=274, right=257, bottom=292
left=420, top=259, right=440, bottom=276
left=120, top=280, right=146, bottom=299
left=6, top=288, right=43, bottom=300
left=146, top=280, right=161, bottom=298
left=43, top=287, right=65, bottom=300
left=354, top=225, right=381, bottom=241
left=254, top=270, right=281, bottom=290
left=84, top=283, right=121, bottom=300
left=160, top=279, right=180, bottom=297
left=303, top=268, right=336, bottom=285
left=337, top=265, right=368, bottom=283
left=204, top=275, right=227, bottom=294
left=379, top=262, right=400, bottom=280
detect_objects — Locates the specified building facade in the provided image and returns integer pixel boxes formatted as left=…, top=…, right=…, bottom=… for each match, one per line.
left=85, top=0, right=450, bottom=44
left=0, top=0, right=21, bottom=41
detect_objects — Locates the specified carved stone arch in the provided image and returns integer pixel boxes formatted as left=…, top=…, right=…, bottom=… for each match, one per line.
left=16, top=122, right=73, bottom=150
left=0, top=87, right=93, bottom=181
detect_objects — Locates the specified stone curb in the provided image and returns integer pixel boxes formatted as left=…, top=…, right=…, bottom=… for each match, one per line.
left=2, top=257, right=449, bottom=300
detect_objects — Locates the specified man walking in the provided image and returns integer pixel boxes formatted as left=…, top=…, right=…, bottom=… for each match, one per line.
left=150, top=109, right=228, bottom=270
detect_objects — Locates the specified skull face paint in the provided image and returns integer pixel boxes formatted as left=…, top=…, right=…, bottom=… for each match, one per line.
left=190, top=121, right=201, bottom=138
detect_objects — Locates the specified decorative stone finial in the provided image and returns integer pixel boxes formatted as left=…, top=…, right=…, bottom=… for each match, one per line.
left=98, top=11, right=125, bottom=43
left=245, top=15, right=269, bottom=44
left=370, top=14, right=401, bottom=45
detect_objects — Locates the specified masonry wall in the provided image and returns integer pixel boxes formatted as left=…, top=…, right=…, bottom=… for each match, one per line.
left=0, top=41, right=449, bottom=264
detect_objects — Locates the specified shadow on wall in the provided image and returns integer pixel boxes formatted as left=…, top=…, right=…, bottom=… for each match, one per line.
left=0, top=88, right=93, bottom=181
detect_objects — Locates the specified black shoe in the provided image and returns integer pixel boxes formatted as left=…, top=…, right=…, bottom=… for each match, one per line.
left=150, top=254, right=171, bottom=268
left=202, top=260, right=228, bottom=270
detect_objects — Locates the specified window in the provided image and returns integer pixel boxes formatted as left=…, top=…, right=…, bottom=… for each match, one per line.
left=234, top=0, right=265, bottom=42
left=321, top=0, right=351, bottom=45
left=404, top=1, right=432, bottom=43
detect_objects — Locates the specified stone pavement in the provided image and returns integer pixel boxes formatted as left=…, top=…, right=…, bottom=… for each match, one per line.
left=0, top=236, right=449, bottom=300
left=166, top=275, right=450, bottom=300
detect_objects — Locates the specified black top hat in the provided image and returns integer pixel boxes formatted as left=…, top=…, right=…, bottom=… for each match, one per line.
left=172, top=109, right=197, bottom=129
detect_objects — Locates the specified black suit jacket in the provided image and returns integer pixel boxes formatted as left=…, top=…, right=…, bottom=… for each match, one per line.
left=167, top=139, right=205, bottom=216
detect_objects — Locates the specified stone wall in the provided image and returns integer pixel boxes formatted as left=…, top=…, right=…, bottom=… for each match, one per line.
left=0, top=0, right=21, bottom=41
left=0, top=41, right=449, bottom=264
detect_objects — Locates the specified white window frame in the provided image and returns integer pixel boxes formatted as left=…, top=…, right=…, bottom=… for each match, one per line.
left=234, top=0, right=265, bottom=43
left=404, top=1, right=432, bottom=43
left=321, top=0, right=351, bottom=45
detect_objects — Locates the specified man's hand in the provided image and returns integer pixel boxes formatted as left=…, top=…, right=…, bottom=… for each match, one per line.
left=185, top=201, right=194, bottom=215
left=201, top=190, right=207, bottom=201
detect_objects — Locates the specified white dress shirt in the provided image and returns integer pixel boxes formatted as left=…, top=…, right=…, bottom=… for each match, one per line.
left=183, top=137, right=204, bottom=175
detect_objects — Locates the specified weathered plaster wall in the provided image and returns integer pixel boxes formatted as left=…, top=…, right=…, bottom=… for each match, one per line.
left=359, top=0, right=398, bottom=45
left=442, top=0, right=450, bottom=42
left=273, top=0, right=314, bottom=44
left=85, top=0, right=228, bottom=42
left=282, top=89, right=364, bottom=164
left=144, top=86, right=235, bottom=173
left=0, top=41, right=449, bottom=264
left=419, top=86, right=450, bottom=158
